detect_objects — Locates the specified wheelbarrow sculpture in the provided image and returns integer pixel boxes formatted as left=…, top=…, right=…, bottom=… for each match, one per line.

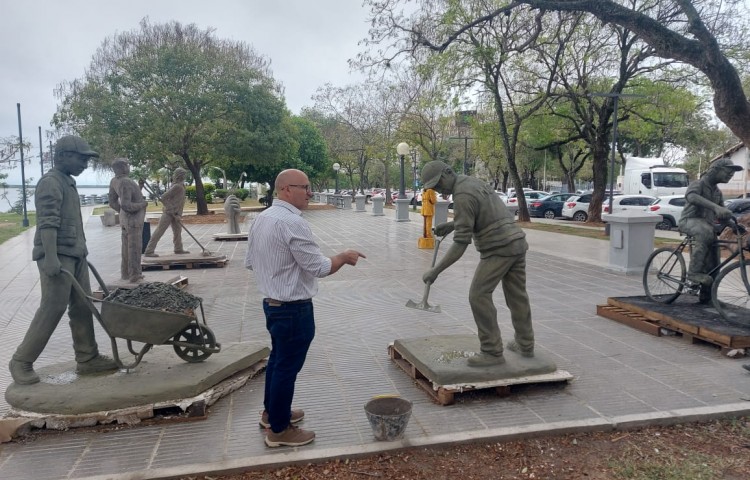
left=62, top=262, right=221, bottom=370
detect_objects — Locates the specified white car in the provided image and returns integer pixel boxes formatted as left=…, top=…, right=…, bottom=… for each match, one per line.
left=646, top=195, right=686, bottom=230
left=562, top=193, right=594, bottom=222
left=602, top=194, right=657, bottom=215
left=505, top=190, right=549, bottom=215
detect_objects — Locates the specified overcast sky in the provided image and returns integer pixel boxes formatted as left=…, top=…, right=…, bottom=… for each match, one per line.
left=2, top=0, right=372, bottom=184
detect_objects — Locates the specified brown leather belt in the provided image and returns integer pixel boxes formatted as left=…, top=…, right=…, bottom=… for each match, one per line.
left=263, top=298, right=312, bottom=307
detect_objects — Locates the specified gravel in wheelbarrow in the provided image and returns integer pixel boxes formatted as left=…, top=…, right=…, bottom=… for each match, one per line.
left=106, top=282, right=201, bottom=316
left=101, top=283, right=205, bottom=346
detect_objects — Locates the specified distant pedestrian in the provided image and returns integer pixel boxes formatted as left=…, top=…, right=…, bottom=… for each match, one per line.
left=245, top=168, right=365, bottom=447
left=9, top=135, right=118, bottom=385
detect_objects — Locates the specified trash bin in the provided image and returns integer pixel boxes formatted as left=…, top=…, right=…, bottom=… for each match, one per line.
left=142, top=222, right=151, bottom=254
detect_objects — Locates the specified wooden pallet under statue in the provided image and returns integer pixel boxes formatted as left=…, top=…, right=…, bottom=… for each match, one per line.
left=597, top=295, right=750, bottom=355
left=142, top=253, right=228, bottom=271
left=389, top=334, right=572, bottom=405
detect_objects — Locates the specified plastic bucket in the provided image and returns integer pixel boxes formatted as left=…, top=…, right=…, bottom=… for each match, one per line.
left=364, top=396, right=412, bottom=441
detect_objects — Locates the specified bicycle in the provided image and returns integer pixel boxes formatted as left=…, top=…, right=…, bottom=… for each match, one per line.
left=643, top=217, right=750, bottom=321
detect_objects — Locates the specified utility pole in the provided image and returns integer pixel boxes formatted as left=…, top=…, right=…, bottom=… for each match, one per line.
left=38, top=126, right=44, bottom=177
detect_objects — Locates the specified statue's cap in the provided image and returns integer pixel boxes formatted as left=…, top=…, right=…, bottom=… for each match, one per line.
left=55, top=136, right=99, bottom=158
left=421, top=161, right=449, bottom=189
left=711, top=157, right=743, bottom=172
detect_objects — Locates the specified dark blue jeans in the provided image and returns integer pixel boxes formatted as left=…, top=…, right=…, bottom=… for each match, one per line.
left=262, top=300, right=315, bottom=433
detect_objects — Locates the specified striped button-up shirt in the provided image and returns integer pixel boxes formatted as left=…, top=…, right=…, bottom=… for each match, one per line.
left=245, top=200, right=332, bottom=301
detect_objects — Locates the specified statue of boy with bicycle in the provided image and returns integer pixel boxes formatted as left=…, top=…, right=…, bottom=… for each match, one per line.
left=678, top=157, right=743, bottom=303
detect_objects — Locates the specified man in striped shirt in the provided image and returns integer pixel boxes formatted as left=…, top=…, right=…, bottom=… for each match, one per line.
left=246, top=169, right=365, bottom=447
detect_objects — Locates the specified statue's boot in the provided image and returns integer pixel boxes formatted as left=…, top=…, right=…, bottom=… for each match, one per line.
left=77, top=354, right=119, bottom=375
left=467, top=352, right=505, bottom=367
left=9, top=359, right=40, bottom=385
left=506, top=340, right=534, bottom=357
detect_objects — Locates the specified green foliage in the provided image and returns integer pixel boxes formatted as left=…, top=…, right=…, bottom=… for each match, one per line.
left=214, top=188, right=228, bottom=199
left=185, top=185, right=197, bottom=203
left=230, top=188, right=249, bottom=200
left=203, top=183, right=216, bottom=195
left=53, top=18, right=296, bottom=214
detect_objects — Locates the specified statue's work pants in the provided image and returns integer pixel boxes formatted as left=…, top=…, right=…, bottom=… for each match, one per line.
left=13, top=254, right=99, bottom=364
left=469, top=252, right=534, bottom=355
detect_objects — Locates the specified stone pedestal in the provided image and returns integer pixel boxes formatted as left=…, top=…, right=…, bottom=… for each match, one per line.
left=101, top=208, right=117, bottom=227
left=355, top=194, right=366, bottom=212
left=344, top=195, right=353, bottom=209
left=602, top=212, right=662, bottom=274
left=434, top=199, right=450, bottom=226
left=319, top=192, right=328, bottom=205
left=395, top=198, right=411, bottom=222
left=371, top=196, right=385, bottom=216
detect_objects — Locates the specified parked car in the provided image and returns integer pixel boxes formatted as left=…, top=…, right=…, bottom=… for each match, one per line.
left=496, top=191, right=508, bottom=204
left=528, top=193, right=575, bottom=219
left=727, top=198, right=750, bottom=217
left=506, top=190, right=549, bottom=215
left=646, top=195, right=686, bottom=230
left=562, top=193, right=594, bottom=222
left=602, top=194, right=657, bottom=215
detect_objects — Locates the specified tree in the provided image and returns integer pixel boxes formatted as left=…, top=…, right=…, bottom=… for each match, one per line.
left=503, top=1, right=750, bottom=147
left=53, top=18, right=294, bottom=214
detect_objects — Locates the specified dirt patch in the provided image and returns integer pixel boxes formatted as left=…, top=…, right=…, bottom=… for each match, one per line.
left=189, top=417, right=750, bottom=479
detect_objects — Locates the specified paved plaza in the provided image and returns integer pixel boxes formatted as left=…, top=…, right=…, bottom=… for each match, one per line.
left=0, top=205, right=748, bottom=479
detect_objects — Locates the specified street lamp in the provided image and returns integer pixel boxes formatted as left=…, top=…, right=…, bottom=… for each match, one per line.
left=332, top=162, right=340, bottom=193
left=411, top=148, right=418, bottom=210
left=396, top=142, right=409, bottom=199
left=209, top=165, right=227, bottom=190
left=16, top=103, right=29, bottom=227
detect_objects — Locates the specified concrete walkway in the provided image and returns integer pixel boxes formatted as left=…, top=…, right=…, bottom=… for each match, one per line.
left=0, top=205, right=748, bottom=480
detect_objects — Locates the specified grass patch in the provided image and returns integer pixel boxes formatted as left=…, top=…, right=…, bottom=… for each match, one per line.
left=0, top=212, right=36, bottom=245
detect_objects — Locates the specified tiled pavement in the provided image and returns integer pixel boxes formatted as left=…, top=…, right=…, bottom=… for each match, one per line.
left=0, top=205, right=749, bottom=479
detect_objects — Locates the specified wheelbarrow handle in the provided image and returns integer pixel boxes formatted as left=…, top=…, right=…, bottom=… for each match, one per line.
left=60, top=268, right=105, bottom=322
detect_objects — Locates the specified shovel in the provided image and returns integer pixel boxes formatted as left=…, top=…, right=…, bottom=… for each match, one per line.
left=405, top=233, right=445, bottom=314
left=176, top=218, right=214, bottom=257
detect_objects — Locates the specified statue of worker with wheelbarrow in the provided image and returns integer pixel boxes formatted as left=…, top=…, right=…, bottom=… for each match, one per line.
left=9, top=135, right=118, bottom=385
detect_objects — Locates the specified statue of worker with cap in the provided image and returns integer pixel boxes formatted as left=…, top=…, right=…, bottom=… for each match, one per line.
left=678, top=157, right=744, bottom=303
left=9, top=135, right=119, bottom=385
left=420, top=160, right=534, bottom=367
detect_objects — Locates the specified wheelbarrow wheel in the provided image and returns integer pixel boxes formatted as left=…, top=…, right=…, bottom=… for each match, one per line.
left=172, top=324, right=217, bottom=363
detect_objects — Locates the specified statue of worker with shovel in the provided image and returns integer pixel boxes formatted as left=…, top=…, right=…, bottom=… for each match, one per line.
left=414, top=161, right=535, bottom=367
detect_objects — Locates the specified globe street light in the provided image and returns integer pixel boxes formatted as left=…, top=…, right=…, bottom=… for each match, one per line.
left=396, top=142, right=409, bottom=200
left=332, top=162, right=341, bottom=193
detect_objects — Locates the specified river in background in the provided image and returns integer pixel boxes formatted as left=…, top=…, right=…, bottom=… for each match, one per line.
left=1, top=185, right=111, bottom=213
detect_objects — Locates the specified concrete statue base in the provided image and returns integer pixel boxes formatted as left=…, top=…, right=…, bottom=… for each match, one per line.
left=390, top=334, right=572, bottom=405
left=5, top=342, right=269, bottom=418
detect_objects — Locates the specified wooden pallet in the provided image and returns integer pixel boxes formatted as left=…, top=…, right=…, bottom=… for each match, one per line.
left=388, top=344, right=572, bottom=405
left=142, top=257, right=228, bottom=271
left=598, top=296, right=750, bottom=355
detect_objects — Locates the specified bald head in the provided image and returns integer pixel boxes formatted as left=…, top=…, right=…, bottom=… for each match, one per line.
left=275, top=169, right=312, bottom=209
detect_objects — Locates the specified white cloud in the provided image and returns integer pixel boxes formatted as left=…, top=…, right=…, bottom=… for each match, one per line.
left=2, top=0, right=371, bottom=184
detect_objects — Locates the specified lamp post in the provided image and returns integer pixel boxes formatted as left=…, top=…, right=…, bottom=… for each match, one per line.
left=16, top=104, right=29, bottom=227
left=395, top=142, right=411, bottom=222
left=396, top=142, right=409, bottom=199
left=209, top=166, right=227, bottom=190
left=411, top=148, right=419, bottom=211
left=332, top=162, right=340, bottom=193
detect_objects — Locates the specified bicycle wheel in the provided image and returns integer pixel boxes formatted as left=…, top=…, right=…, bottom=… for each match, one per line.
left=712, top=262, right=750, bottom=321
left=643, top=247, right=686, bottom=303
